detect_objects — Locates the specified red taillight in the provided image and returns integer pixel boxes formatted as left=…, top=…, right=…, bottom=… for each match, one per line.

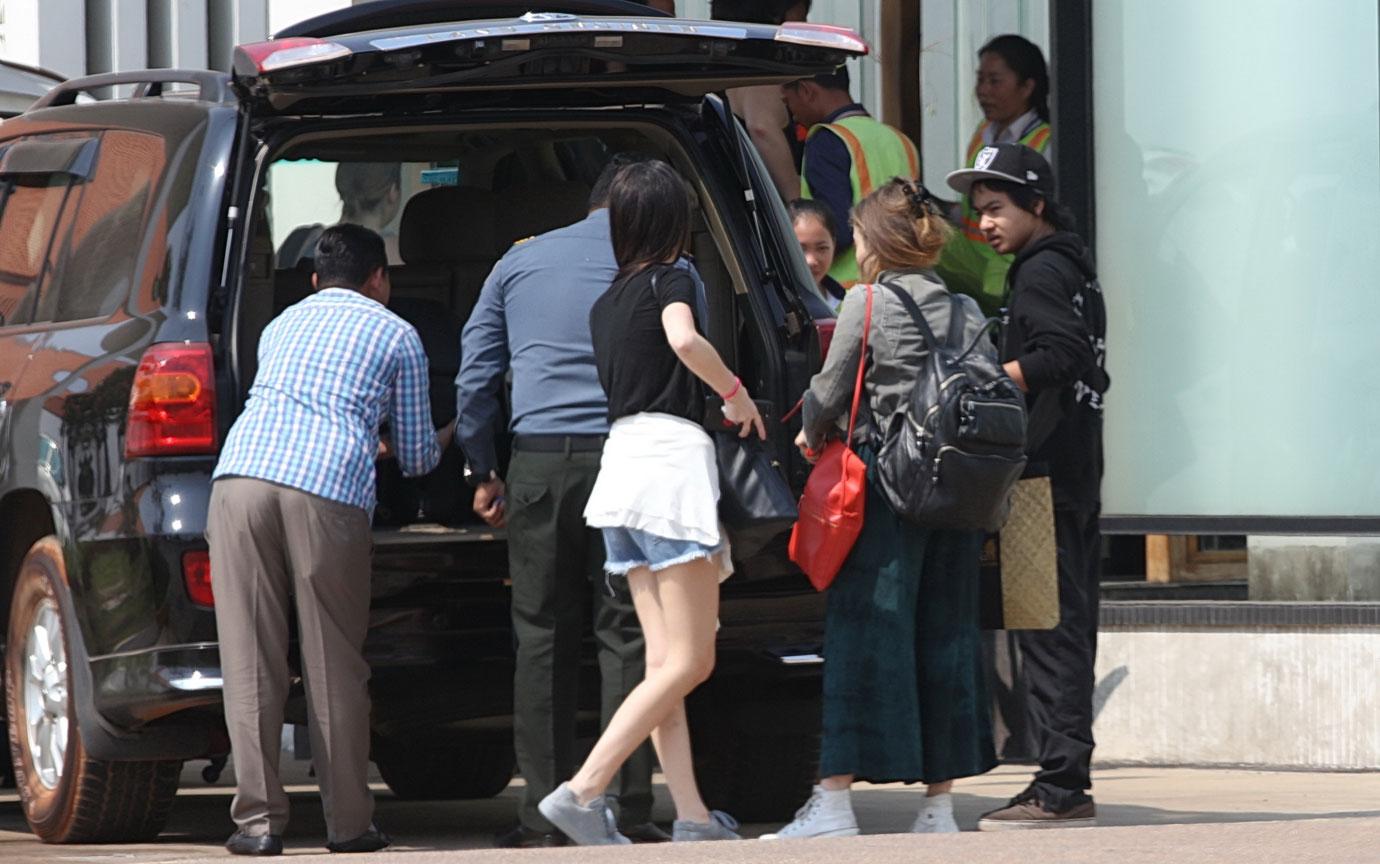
left=126, top=342, right=217, bottom=457
left=813, top=318, right=837, bottom=367
left=183, top=550, right=214, bottom=607
left=234, top=37, right=352, bottom=75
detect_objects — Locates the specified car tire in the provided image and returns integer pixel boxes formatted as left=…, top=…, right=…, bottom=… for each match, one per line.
left=374, top=735, right=514, bottom=801
left=4, top=536, right=183, bottom=843
left=690, top=688, right=822, bottom=823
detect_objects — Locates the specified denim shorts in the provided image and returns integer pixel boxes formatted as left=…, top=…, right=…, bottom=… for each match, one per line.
left=601, top=526, right=724, bottom=576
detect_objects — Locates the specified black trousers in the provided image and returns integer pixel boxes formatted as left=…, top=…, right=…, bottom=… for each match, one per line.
left=1015, top=505, right=1101, bottom=810
left=505, top=449, right=653, bottom=832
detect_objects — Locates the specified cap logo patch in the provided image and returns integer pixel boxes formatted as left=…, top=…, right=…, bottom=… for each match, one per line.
left=1026, top=170, right=1039, bottom=181
left=975, top=147, right=999, bottom=171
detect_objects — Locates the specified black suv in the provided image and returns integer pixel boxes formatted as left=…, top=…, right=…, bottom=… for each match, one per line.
left=0, top=0, right=856, bottom=843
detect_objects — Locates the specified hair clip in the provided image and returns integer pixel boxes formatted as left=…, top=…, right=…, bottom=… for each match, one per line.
left=902, top=180, right=936, bottom=219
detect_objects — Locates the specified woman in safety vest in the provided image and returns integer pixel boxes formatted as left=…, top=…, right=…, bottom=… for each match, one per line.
left=936, top=34, right=1052, bottom=316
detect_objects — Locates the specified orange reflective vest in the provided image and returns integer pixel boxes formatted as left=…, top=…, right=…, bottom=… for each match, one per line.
left=801, top=114, right=920, bottom=286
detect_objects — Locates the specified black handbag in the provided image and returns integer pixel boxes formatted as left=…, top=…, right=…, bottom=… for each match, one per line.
left=714, top=433, right=798, bottom=560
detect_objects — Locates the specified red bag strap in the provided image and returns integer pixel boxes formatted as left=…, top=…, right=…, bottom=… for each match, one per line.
left=845, top=285, right=873, bottom=443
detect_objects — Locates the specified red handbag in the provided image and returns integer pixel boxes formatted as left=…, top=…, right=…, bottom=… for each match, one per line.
left=789, top=285, right=873, bottom=591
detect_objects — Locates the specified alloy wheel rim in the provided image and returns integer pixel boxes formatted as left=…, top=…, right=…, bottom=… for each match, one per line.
left=22, top=598, right=68, bottom=790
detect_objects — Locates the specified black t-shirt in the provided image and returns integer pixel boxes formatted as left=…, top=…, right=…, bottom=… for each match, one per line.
left=590, top=264, right=705, bottom=425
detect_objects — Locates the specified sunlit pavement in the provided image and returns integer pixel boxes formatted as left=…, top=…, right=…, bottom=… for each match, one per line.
left=2, top=762, right=1378, bottom=863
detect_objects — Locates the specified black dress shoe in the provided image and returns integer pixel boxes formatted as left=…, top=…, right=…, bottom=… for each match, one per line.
left=326, top=825, right=391, bottom=853
left=621, top=821, right=673, bottom=843
left=225, top=829, right=283, bottom=856
left=494, top=824, right=569, bottom=848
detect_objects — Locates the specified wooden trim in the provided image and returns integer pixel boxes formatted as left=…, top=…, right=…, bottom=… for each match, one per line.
left=1144, top=535, right=1248, bottom=583
left=878, top=0, right=921, bottom=146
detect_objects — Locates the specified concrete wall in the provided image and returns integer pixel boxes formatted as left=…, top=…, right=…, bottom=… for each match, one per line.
left=1094, top=627, right=1380, bottom=770
left=1249, top=537, right=1380, bottom=602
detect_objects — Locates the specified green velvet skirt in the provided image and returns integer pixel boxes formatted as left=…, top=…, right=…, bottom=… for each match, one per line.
left=817, top=452, right=997, bottom=785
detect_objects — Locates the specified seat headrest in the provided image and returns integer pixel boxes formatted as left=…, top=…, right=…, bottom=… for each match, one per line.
left=497, top=181, right=593, bottom=248
left=399, top=185, right=500, bottom=264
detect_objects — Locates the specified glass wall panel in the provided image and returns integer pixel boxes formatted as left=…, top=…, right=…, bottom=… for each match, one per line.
left=1094, top=1, right=1380, bottom=519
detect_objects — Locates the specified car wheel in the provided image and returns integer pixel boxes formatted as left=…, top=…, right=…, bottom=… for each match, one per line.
left=4, top=536, right=182, bottom=843
left=374, top=735, right=514, bottom=801
left=690, top=688, right=822, bottom=823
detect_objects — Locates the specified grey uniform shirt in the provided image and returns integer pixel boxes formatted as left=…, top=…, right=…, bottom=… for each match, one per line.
left=456, top=208, right=707, bottom=477
left=801, top=268, right=989, bottom=451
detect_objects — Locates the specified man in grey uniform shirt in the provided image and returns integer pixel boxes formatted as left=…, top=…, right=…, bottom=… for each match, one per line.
left=458, top=155, right=700, bottom=847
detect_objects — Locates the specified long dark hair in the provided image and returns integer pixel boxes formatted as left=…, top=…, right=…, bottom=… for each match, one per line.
left=979, top=34, right=1050, bottom=123
left=608, top=161, right=690, bottom=280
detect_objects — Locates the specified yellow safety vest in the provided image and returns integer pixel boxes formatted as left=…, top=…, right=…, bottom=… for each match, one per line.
left=801, top=114, right=921, bottom=286
left=936, top=119, right=1052, bottom=315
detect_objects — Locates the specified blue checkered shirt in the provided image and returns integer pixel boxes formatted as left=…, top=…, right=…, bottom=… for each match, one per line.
left=215, top=287, right=441, bottom=513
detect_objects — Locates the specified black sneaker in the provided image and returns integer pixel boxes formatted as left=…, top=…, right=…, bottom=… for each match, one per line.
left=978, top=791, right=1096, bottom=831
left=225, top=829, right=283, bottom=856
left=621, top=821, right=673, bottom=843
left=326, top=824, right=392, bottom=853
left=494, top=824, right=570, bottom=848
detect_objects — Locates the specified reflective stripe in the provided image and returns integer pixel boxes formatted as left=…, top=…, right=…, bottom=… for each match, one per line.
left=901, top=133, right=920, bottom=179
left=967, top=119, right=1050, bottom=161
left=1022, top=125, right=1051, bottom=150
left=826, top=122, right=873, bottom=195
left=965, top=124, right=989, bottom=165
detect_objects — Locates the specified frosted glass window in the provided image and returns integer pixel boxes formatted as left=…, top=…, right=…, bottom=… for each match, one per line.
left=1094, top=1, right=1380, bottom=519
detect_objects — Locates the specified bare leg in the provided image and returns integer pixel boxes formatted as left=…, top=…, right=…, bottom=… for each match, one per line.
left=820, top=775, right=855, bottom=791
left=927, top=781, right=953, bottom=796
left=620, top=567, right=713, bottom=824
left=567, top=558, right=719, bottom=808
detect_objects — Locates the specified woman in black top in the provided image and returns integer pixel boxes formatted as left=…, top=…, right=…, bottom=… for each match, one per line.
left=538, top=161, right=764, bottom=846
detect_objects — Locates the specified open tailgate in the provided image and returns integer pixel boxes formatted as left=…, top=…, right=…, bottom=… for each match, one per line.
left=232, top=14, right=867, bottom=113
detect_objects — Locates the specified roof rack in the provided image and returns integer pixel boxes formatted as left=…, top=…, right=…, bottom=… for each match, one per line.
left=30, top=69, right=232, bottom=110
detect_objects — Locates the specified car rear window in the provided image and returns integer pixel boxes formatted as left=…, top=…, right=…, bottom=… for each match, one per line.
left=0, top=173, right=72, bottom=326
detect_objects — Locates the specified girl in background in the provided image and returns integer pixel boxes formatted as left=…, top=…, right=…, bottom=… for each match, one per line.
left=790, top=198, right=846, bottom=311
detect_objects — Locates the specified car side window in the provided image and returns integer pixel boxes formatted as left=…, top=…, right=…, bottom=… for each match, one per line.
left=0, top=172, right=74, bottom=328
left=37, top=130, right=164, bottom=324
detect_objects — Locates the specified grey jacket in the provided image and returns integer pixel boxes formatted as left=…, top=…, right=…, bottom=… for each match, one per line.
left=801, top=269, right=991, bottom=450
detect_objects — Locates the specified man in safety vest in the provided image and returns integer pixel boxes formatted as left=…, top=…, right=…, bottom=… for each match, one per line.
left=782, top=65, right=920, bottom=287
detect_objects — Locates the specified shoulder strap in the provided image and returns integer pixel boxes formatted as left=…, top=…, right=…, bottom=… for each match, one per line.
left=845, top=285, right=873, bottom=443
left=882, top=281, right=998, bottom=368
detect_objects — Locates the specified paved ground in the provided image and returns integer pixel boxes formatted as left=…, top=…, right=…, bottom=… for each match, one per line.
left=3, top=763, right=1378, bottom=863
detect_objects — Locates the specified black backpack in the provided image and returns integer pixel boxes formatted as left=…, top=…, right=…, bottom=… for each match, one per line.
left=873, top=283, right=1028, bottom=532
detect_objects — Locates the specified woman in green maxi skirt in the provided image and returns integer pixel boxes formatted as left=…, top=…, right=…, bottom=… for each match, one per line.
left=769, top=179, right=997, bottom=839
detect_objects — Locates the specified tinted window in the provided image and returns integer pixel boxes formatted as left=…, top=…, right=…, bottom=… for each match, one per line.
left=0, top=173, right=72, bottom=327
left=39, top=130, right=165, bottom=323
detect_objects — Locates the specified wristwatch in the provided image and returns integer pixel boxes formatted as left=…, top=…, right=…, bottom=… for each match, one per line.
left=463, top=462, right=496, bottom=489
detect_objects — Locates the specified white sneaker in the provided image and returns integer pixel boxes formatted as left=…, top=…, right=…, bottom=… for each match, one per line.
left=910, top=793, right=959, bottom=833
left=760, top=786, right=859, bottom=840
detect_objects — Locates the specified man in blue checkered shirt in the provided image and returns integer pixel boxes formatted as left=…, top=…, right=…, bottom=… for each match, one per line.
left=208, top=224, right=447, bottom=856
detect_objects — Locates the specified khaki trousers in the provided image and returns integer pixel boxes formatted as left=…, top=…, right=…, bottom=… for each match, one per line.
left=207, top=477, right=374, bottom=843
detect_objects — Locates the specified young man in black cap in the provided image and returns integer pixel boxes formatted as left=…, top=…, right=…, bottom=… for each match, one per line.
left=946, top=143, right=1109, bottom=830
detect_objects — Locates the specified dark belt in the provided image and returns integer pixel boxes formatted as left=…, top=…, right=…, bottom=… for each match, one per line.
left=512, top=434, right=606, bottom=453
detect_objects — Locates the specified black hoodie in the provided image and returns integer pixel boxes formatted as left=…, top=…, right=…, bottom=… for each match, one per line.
left=1001, top=230, right=1108, bottom=507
